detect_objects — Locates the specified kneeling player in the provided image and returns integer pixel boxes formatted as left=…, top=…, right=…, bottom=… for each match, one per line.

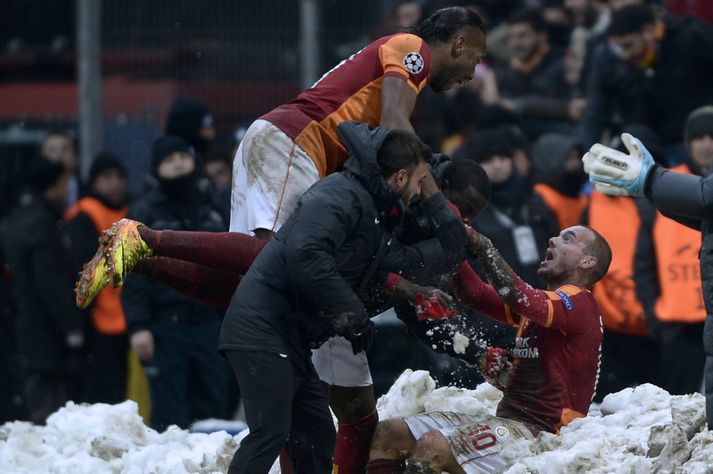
left=367, top=225, right=611, bottom=473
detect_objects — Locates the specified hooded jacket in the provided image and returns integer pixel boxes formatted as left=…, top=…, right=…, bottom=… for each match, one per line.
left=218, top=121, right=460, bottom=369
left=644, top=163, right=713, bottom=428
left=532, top=133, right=588, bottom=229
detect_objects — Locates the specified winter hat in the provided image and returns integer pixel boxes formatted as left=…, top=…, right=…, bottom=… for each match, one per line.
left=462, top=127, right=513, bottom=163
left=25, top=155, right=65, bottom=192
left=151, top=135, right=193, bottom=176
left=165, top=97, right=213, bottom=153
left=532, top=133, right=579, bottom=178
left=685, top=106, right=713, bottom=144
left=89, top=152, right=127, bottom=184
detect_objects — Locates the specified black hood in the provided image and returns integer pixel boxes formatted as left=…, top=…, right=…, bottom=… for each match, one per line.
left=337, top=121, right=404, bottom=220
left=166, top=97, right=212, bottom=155
left=532, top=133, right=586, bottom=197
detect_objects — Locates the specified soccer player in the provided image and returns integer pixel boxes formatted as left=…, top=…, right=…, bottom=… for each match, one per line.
left=367, top=225, right=610, bottom=473
left=78, top=7, right=487, bottom=472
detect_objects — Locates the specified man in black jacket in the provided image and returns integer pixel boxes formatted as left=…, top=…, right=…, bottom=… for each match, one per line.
left=121, top=136, right=230, bottom=431
left=579, top=4, right=713, bottom=149
left=4, top=157, right=83, bottom=424
left=219, top=122, right=458, bottom=473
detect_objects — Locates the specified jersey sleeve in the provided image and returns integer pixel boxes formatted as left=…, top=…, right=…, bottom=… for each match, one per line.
left=378, top=34, right=431, bottom=93
left=454, top=262, right=521, bottom=327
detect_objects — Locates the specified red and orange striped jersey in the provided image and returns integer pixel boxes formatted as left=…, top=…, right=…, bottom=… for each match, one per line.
left=261, top=34, right=431, bottom=177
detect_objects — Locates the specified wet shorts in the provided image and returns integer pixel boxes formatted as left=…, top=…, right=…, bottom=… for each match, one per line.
left=405, top=411, right=536, bottom=474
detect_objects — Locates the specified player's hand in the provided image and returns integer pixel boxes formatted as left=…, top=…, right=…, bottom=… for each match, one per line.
left=394, top=279, right=451, bottom=308
left=582, top=133, right=654, bottom=197
left=420, top=171, right=440, bottom=200
left=464, top=225, right=491, bottom=255
left=478, top=347, right=514, bottom=391
left=345, top=319, right=375, bottom=355
left=131, top=329, right=154, bottom=363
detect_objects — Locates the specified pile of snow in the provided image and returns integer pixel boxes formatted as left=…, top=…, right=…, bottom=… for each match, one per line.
left=378, top=370, right=712, bottom=474
left=1, top=371, right=711, bottom=473
left=0, top=401, right=237, bottom=473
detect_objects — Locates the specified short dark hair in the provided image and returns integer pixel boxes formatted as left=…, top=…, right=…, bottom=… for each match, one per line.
left=508, top=9, right=547, bottom=33
left=413, top=6, right=486, bottom=43
left=583, top=226, right=612, bottom=285
left=607, top=4, right=656, bottom=37
left=441, top=159, right=491, bottom=201
left=377, top=130, right=431, bottom=178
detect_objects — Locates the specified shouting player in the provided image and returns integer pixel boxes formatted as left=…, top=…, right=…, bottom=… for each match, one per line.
left=77, top=7, right=487, bottom=473
left=367, top=225, right=610, bottom=473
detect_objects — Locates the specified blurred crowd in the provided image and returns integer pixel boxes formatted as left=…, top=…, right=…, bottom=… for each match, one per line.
left=1, top=0, right=713, bottom=428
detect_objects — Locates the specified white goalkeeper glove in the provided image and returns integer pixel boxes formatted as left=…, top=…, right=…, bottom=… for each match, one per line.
left=582, top=133, right=654, bottom=197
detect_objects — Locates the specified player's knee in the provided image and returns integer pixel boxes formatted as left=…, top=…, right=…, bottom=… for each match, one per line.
left=410, top=430, right=455, bottom=471
left=369, top=418, right=414, bottom=459
left=330, top=385, right=376, bottom=423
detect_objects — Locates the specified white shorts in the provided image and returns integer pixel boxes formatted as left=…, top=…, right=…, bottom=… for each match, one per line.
left=311, top=336, right=373, bottom=387
left=229, top=119, right=320, bottom=234
left=405, top=412, right=535, bottom=474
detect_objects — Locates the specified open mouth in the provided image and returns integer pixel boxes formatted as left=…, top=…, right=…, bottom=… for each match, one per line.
left=544, top=249, right=554, bottom=262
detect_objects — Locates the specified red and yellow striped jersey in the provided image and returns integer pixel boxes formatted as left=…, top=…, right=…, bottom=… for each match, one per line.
left=261, top=33, right=431, bottom=177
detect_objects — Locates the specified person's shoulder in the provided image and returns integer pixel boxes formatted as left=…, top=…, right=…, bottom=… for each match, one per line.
left=548, top=285, right=598, bottom=310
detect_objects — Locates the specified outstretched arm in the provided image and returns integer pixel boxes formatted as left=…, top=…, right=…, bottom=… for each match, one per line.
left=459, top=228, right=591, bottom=333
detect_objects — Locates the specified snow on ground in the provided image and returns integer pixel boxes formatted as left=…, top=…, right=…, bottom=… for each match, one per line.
left=0, top=369, right=711, bottom=473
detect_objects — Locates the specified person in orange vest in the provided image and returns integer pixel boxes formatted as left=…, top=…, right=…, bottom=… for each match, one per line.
left=532, top=133, right=589, bottom=231
left=65, top=153, right=129, bottom=404
left=583, top=125, right=665, bottom=401
left=634, top=115, right=713, bottom=395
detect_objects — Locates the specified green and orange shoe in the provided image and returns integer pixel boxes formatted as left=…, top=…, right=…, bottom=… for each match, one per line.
left=105, top=218, right=153, bottom=288
left=74, top=218, right=153, bottom=308
left=74, top=231, right=113, bottom=309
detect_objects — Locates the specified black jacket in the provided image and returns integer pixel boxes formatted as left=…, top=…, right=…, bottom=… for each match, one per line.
left=579, top=15, right=713, bottom=148
left=645, top=163, right=713, bottom=428
left=120, top=183, right=224, bottom=334
left=3, top=189, right=82, bottom=371
left=218, top=122, right=463, bottom=368
left=472, top=173, right=558, bottom=288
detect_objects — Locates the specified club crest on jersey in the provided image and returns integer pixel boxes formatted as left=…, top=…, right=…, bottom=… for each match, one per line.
left=403, top=52, right=424, bottom=75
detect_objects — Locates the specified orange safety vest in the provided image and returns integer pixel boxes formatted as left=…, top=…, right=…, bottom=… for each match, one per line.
left=652, top=164, right=706, bottom=323
left=65, top=197, right=128, bottom=335
left=588, top=191, right=648, bottom=335
left=533, top=183, right=588, bottom=231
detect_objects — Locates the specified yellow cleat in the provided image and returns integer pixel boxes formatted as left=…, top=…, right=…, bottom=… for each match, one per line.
left=74, top=231, right=113, bottom=309
left=73, top=218, right=153, bottom=309
left=106, top=218, right=153, bottom=289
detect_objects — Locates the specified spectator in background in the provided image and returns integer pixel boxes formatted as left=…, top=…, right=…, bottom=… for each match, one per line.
left=582, top=142, right=660, bottom=399
left=465, top=128, right=558, bottom=288
left=666, top=0, right=713, bottom=24
left=121, top=136, right=230, bottom=431
left=634, top=108, right=713, bottom=395
left=502, top=124, right=532, bottom=179
left=532, top=133, right=588, bottom=230
left=564, top=0, right=611, bottom=93
left=203, top=150, right=233, bottom=225
left=579, top=3, right=713, bottom=149
left=493, top=9, right=581, bottom=138
left=64, top=153, right=129, bottom=404
left=3, top=156, right=83, bottom=424
left=166, top=96, right=216, bottom=160
left=41, top=130, right=80, bottom=206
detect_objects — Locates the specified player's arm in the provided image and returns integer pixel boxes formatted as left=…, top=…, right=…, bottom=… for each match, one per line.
left=378, top=34, right=430, bottom=133
left=453, top=261, right=520, bottom=326
left=465, top=228, right=592, bottom=333
left=380, top=76, right=417, bottom=133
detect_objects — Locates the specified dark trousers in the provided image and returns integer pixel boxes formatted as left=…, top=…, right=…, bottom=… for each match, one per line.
left=82, top=332, right=128, bottom=404
left=145, top=320, right=230, bottom=431
left=657, top=322, right=706, bottom=395
left=23, top=371, right=69, bottom=424
left=226, top=350, right=335, bottom=474
left=595, top=330, right=661, bottom=402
